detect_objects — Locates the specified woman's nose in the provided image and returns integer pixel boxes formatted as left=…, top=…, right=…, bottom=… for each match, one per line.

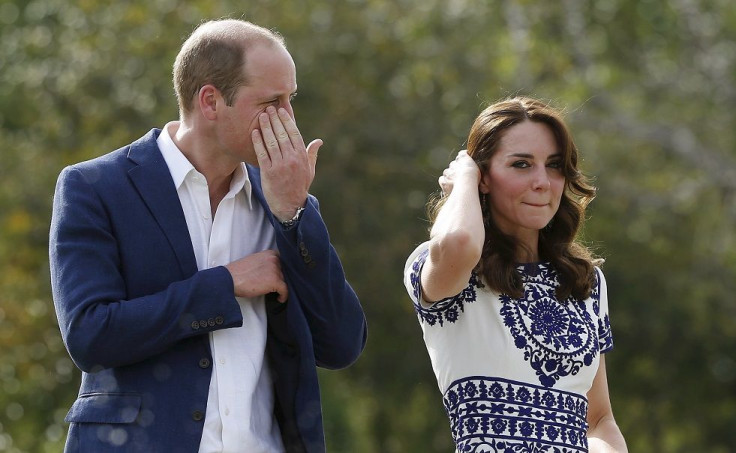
left=531, top=168, right=551, bottom=190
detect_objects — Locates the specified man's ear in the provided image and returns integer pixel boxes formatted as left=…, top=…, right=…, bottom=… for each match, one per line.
left=198, top=85, right=219, bottom=120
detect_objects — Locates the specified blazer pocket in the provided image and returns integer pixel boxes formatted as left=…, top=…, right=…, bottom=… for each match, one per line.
left=64, top=393, right=142, bottom=424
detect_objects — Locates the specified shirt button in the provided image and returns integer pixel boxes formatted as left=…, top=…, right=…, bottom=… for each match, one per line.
left=219, top=358, right=226, bottom=365
left=198, top=358, right=211, bottom=369
left=192, top=410, right=204, bottom=421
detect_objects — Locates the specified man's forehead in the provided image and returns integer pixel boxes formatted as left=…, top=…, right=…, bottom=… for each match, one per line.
left=244, top=43, right=295, bottom=73
left=240, top=81, right=297, bottom=99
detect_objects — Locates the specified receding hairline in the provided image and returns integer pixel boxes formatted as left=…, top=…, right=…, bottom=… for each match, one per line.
left=184, top=19, right=286, bottom=51
left=173, top=19, right=288, bottom=115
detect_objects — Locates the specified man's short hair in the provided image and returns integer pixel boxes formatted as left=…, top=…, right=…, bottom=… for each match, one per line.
left=173, top=19, right=286, bottom=115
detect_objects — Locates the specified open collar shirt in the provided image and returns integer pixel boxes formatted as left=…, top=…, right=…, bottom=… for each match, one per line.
left=158, top=123, right=284, bottom=453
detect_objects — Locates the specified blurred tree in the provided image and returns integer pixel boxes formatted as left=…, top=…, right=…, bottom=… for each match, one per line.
left=1, top=0, right=734, bottom=452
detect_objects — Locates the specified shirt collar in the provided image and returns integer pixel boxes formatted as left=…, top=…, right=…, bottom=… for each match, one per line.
left=157, top=122, right=253, bottom=207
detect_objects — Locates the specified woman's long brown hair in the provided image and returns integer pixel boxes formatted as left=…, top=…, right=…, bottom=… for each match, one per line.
left=428, top=97, right=599, bottom=300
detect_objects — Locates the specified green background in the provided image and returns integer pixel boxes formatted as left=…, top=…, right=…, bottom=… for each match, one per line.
left=1, top=0, right=735, bottom=451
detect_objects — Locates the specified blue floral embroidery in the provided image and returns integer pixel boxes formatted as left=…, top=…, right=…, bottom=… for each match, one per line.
left=410, top=252, right=614, bottom=388
left=444, top=377, right=588, bottom=452
left=501, top=264, right=602, bottom=388
left=410, top=249, right=483, bottom=327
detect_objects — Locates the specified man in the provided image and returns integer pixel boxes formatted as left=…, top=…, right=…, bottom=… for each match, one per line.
left=49, top=19, right=367, bottom=453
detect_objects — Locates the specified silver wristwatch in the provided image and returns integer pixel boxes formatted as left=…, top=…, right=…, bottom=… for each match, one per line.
left=279, top=207, right=305, bottom=228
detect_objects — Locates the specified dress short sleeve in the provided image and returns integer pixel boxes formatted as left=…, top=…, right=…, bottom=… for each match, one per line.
left=595, top=267, right=614, bottom=354
left=403, top=242, right=430, bottom=308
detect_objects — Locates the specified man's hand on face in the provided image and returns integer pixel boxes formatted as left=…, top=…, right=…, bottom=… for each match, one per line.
left=252, top=106, right=322, bottom=222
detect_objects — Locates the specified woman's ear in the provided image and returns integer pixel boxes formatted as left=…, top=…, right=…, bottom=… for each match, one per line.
left=479, top=171, right=491, bottom=194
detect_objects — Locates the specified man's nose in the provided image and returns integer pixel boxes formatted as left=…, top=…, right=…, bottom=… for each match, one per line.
left=281, top=101, right=295, bottom=119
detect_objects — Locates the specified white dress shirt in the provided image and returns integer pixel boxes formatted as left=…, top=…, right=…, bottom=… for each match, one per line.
left=158, top=123, right=284, bottom=453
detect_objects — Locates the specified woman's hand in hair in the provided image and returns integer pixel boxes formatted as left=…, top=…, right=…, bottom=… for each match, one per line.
left=439, top=150, right=480, bottom=196
left=424, top=150, right=485, bottom=303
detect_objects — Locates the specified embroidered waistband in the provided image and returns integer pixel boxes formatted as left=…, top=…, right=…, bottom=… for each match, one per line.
left=443, top=377, right=589, bottom=452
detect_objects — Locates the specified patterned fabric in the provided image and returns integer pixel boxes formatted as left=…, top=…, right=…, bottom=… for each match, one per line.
left=408, top=249, right=484, bottom=327
left=445, top=377, right=588, bottom=452
left=404, top=242, right=614, bottom=453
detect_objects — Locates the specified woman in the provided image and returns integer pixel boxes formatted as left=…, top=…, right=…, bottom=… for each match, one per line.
left=404, top=97, right=627, bottom=452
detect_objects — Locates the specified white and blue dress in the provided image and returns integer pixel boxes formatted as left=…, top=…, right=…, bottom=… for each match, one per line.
left=403, top=242, right=614, bottom=453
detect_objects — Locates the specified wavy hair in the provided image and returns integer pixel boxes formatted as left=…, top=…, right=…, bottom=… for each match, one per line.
left=429, top=97, right=599, bottom=300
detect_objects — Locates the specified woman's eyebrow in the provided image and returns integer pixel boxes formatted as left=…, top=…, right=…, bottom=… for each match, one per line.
left=504, top=152, right=561, bottom=159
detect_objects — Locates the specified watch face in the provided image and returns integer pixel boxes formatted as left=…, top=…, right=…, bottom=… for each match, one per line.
left=280, top=207, right=304, bottom=227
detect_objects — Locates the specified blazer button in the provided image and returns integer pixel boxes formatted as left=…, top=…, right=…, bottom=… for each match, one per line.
left=300, top=248, right=309, bottom=257
left=192, top=410, right=204, bottom=421
left=191, top=321, right=200, bottom=330
left=207, top=318, right=215, bottom=327
left=199, top=320, right=207, bottom=328
left=215, top=316, right=224, bottom=325
left=198, top=358, right=211, bottom=369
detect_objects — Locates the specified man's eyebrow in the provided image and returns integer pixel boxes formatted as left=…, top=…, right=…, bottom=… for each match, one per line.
left=259, top=89, right=298, bottom=101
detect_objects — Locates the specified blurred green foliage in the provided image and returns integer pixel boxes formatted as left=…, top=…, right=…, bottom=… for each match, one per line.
left=1, top=0, right=735, bottom=451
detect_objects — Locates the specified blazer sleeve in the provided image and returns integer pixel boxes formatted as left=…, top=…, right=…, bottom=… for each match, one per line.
left=273, top=195, right=367, bottom=370
left=49, top=165, right=244, bottom=372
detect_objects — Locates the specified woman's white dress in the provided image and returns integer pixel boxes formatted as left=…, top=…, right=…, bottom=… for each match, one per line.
left=404, top=242, right=614, bottom=453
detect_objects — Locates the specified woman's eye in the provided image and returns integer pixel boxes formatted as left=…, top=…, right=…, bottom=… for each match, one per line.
left=547, top=160, right=563, bottom=169
left=512, top=161, right=530, bottom=168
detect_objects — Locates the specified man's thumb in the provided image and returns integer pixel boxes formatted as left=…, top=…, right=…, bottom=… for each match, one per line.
left=306, top=139, right=323, bottom=169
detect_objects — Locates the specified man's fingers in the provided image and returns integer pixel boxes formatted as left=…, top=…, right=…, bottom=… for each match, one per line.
left=269, top=107, right=292, bottom=149
left=252, top=129, right=271, bottom=167
left=258, top=112, right=282, bottom=160
left=265, top=249, right=288, bottom=302
left=277, top=108, right=304, bottom=148
left=275, top=280, right=289, bottom=303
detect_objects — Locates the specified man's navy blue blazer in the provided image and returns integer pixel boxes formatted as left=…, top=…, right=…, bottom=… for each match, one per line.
left=49, top=129, right=367, bottom=452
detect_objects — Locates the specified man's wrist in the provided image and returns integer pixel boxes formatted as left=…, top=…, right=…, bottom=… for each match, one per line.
left=277, top=206, right=305, bottom=228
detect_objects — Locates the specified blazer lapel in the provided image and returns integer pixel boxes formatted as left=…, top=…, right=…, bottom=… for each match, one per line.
left=246, top=165, right=278, bottom=228
left=126, top=129, right=198, bottom=277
